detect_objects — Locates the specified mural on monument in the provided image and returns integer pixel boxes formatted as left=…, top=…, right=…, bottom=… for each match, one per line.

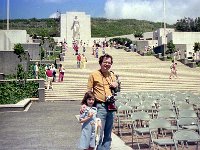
left=71, top=16, right=80, bottom=40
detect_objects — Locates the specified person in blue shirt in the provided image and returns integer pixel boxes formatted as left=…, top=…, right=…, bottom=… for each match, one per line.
left=79, top=91, right=101, bottom=150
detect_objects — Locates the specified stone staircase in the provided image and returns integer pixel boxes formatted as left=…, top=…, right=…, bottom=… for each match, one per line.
left=45, top=47, right=200, bottom=101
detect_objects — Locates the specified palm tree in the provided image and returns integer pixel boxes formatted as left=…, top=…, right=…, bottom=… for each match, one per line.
left=193, top=42, right=200, bottom=60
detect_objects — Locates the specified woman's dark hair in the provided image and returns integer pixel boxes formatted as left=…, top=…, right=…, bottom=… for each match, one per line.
left=81, top=91, right=95, bottom=105
left=99, top=54, right=113, bottom=65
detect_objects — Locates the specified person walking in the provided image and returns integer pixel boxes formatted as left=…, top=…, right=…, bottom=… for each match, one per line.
left=95, top=47, right=99, bottom=58
left=81, top=53, right=87, bottom=69
left=46, top=66, right=53, bottom=90
left=173, top=62, right=178, bottom=78
left=77, top=53, right=81, bottom=68
left=80, top=54, right=118, bottom=150
left=33, top=62, right=39, bottom=79
left=83, top=42, right=86, bottom=53
left=51, top=64, right=56, bottom=82
left=78, top=91, right=101, bottom=150
left=169, top=60, right=178, bottom=79
left=73, top=42, right=79, bottom=55
left=58, top=64, right=65, bottom=82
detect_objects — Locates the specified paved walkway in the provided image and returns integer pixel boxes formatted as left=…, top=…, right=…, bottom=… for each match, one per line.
left=0, top=101, right=132, bottom=150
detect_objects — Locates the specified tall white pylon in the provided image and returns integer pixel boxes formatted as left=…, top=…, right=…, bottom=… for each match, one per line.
left=7, top=0, right=9, bottom=30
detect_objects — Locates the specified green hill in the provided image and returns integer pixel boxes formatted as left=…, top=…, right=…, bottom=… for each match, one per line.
left=0, top=18, right=174, bottom=37
left=91, top=18, right=173, bottom=37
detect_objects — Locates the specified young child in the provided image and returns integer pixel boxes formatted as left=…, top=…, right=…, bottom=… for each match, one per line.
left=78, top=91, right=101, bottom=150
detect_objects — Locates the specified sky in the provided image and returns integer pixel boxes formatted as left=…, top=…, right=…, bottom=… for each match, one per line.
left=0, top=0, right=200, bottom=24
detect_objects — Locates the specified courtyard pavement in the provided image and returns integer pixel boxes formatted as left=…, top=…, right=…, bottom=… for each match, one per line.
left=0, top=101, right=132, bottom=150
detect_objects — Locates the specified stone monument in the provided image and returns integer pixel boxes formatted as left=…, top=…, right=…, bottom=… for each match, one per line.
left=71, top=16, right=80, bottom=40
left=60, top=12, right=91, bottom=46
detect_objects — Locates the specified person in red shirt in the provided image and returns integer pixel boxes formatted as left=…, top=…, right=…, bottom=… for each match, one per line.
left=73, top=42, right=79, bottom=55
left=77, top=53, right=81, bottom=68
left=46, top=67, right=53, bottom=90
left=58, top=64, right=65, bottom=82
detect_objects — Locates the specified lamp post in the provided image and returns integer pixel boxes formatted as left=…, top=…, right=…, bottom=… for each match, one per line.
left=7, top=0, right=9, bottom=30
left=6, top=0, right=10, bottom=50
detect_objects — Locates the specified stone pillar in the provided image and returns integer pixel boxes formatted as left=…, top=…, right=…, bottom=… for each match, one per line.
left=37, top=79, right=45, bottom=102
left=38, top=88, right=45, bottom=102
left=37, top=79, right=45, bottom=88
left=158, top=53, right=163, bottom=59
left=162, top=56, right=167, bottom=61
left=0, top=73, right=5, bottom=80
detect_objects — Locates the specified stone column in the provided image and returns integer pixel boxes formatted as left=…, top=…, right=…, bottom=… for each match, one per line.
left=37, top=79, right=45, bottom=102
left=0, top=73, right=5, bottom=80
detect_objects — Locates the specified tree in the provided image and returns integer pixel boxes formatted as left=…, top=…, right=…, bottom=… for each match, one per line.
left=166, top=40, right=176, bottom=59
left=134, top=32, right=143, bottom=38
left=14, top=43, right=25, bottom=62
left=193, top=42, right=200, bottom=60
left=109, top=37, right=132, bottom=46
left=175, top=17, right=200, bottom=32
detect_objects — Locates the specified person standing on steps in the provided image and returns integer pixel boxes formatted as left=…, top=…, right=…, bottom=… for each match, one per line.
left=83, top=42, right=86, bottom=53
left=51, top=64, right=56, bottom=82
left=58, top=64, right=65, bottom=82
left=81, top=53, right=87, bottom=69
left=80, top=54, right=118, bottom=150
left=46, top=66, right=53, bottom=90
left=77, top=53, right=81, bottom=69
left=33, top=62, right=39, bottom=79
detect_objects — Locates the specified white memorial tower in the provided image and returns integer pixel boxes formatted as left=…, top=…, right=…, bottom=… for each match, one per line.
left=60, top=12, right=91, bottom=46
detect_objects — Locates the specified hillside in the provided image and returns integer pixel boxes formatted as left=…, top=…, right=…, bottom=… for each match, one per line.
left=0, top=18, right=174, bottom=37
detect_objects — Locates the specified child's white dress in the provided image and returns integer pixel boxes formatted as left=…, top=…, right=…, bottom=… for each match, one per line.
left=79, top=106, right=97, bottom=149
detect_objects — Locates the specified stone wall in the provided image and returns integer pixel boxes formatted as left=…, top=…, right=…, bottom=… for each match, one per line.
left=0, top=51, right=29, bottom=75
left=0, top=30, right=28, bottom=50
left=0, top=31, right=11, bottom=50
left=153, top=28, right=175, bottom=43
left=21, top=43, right=40, bottom=60
left=168, top=32, right=200, bottom=44
left=153, top=44, right=187, bottom=57
left=167, top=32, right=200, bottom=58
left=135, top=40, right=157, bottom=54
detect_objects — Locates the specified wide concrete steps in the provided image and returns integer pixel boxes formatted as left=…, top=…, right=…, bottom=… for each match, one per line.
left=45, top=47, right=200, bottom=101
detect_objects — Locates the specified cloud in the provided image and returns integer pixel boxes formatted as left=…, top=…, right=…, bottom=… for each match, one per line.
left=104, top=0, right=200, bottom=24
